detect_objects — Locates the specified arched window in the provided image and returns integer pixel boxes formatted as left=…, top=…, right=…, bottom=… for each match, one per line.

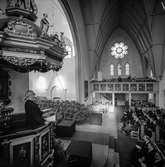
left=150, top=70, right=153, bottom=78
left=110, top=64, right=114, bottom=76
left=125, top=63, right=130, bottom=76
left=117, top=64, right=122, bottom=76
left=111, top=42, right=128, bottom=59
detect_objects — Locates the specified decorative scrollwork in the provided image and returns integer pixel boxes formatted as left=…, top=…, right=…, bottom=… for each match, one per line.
left=2, top=56, right=39, bottom=66
left=34, top=135, right=40, bottom=162
left=0, top=56, right=62, bottom=72
left=111, top=42, right=128, bottom=59
left=4, top=16, right=37, bottom=38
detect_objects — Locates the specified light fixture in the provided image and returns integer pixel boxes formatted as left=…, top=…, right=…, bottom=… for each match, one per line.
left=111, top=42, right=128, bottom=59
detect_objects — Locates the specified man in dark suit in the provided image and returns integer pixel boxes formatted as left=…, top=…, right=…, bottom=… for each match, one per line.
left=24, top=90, right=45, bottom=128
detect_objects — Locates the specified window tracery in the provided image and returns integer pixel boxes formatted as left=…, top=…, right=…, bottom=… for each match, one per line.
left=110, top=64, right=114, bottom=76
left=125, top=63, right=130, bottom=76
left=111, top=42, right=128, bottom=59
left=117, top=64, right=122, bottom=76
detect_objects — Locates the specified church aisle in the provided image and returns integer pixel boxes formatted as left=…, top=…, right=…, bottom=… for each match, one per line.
left=76, top=108, right=118, bottom=138
left=59, top=106, right=140, bottom=167
left=60, top=108, right=120, bottom=167
left=115, top=106, right=137, bottom=167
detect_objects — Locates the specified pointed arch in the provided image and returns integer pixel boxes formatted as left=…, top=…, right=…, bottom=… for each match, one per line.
left=110, top=64, right=114, bottom=76
left=125, top=63, right=130, bottom=76
left=117, top=64, right=122, bottom=76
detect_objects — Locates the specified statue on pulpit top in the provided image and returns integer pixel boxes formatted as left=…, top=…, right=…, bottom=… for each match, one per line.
left=40, top=13, right=49, bottom=36
left=8, top=0, right=15, bottom=7
left=0, top=8, right=6, bottom=16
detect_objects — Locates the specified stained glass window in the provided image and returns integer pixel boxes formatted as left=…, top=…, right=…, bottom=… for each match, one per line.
left=150, top=70, right=153, bottom=78
left=117, top=64, right=122, bottom=76
left=125, top=63, right=130, bottom=76
left=110, top=64, right=114, bottom=76
left=111, top=42, right=128, bottom=59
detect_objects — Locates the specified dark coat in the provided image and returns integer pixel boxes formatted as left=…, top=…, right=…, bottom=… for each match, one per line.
left=25, top=100, right=45, bottom=128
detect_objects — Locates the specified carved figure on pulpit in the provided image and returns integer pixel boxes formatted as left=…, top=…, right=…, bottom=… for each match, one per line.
left=8, top=0, right=16, bottom=7
left=40, top=13, right=49, bottom=36
left=18, top=146, right=27, bottom=158
left=26, top=0, right=38, bottom=14
left=60, top=32, right=64, bottom=42
left=54, top=33, right=59, bottom=41
left=15, top=0, right=26, bottom=9
left=60, top=32, right=66, bottom=48
left=0, top=8, right=5, bottom=16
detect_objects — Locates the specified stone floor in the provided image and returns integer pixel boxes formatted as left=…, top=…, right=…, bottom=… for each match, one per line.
left=59, top=107, right=120, bottom=167
left=58, top=106, right=139, bottom=167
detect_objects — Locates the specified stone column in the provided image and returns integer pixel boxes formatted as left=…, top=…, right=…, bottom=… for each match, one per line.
left=112, top=93, right=115, bottom=106
left=156, top=125, right=160, bottom=142
left=129, top=93, right=131, bottom=106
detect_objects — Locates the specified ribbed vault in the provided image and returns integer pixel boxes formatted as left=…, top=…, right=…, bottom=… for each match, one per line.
left=61, top=0, right=165, bottom=79
left=95, top=0, right=155, bottom=77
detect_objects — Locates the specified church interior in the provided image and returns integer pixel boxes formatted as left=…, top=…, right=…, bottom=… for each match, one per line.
left=0, top=0, right=165, bottom=167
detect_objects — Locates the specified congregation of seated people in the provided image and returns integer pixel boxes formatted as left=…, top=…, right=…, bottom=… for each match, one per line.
left=120, top=100, right=165, bottom=167
left=131, top=135, right=165, bottom=167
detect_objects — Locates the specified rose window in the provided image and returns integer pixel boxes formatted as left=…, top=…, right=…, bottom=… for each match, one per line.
left=111, top=42, right=128, bottom=59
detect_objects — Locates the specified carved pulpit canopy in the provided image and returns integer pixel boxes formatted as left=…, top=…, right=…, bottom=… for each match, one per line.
left=0, top=17, right=65, bottom=72
left=0, top=0, right=67, bottom=73
left=0, top=54, right=63, bottom=72
left=6, top=0, right=38, bottom=21
left=4, top=15, right=38, bottom=38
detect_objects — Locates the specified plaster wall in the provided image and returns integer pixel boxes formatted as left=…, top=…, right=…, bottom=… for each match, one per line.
left=0, top=0, right=7, bottom=11
left=8, top=70, right=29, bottom=113
left=29, top=57, right=76, bottom=101
left=0, top=1, right=29, bottom=114
left=60, top=0, right=90, bottom=103
left=151, top=13, right=165, bottom=78
left=158, top=69, right=165, bottom=108
left=100, top=28, right=143, bottom=79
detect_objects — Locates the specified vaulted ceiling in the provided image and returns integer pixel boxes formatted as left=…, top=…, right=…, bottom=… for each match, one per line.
left=61, top=0, right=165, bottom=79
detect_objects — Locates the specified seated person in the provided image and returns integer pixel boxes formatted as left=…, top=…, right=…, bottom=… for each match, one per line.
left=145, top=142, right=156, bottom=167
left=154, top=152, right=164, bottom=167
left=138, top=135, right=163, bottom=167
left=24, top=90, right=45, bottom=128
left=131, top=144, right=143, bottom=167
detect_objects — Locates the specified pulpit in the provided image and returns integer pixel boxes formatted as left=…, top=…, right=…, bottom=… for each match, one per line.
left=0, top=123, right=55, bottom=167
